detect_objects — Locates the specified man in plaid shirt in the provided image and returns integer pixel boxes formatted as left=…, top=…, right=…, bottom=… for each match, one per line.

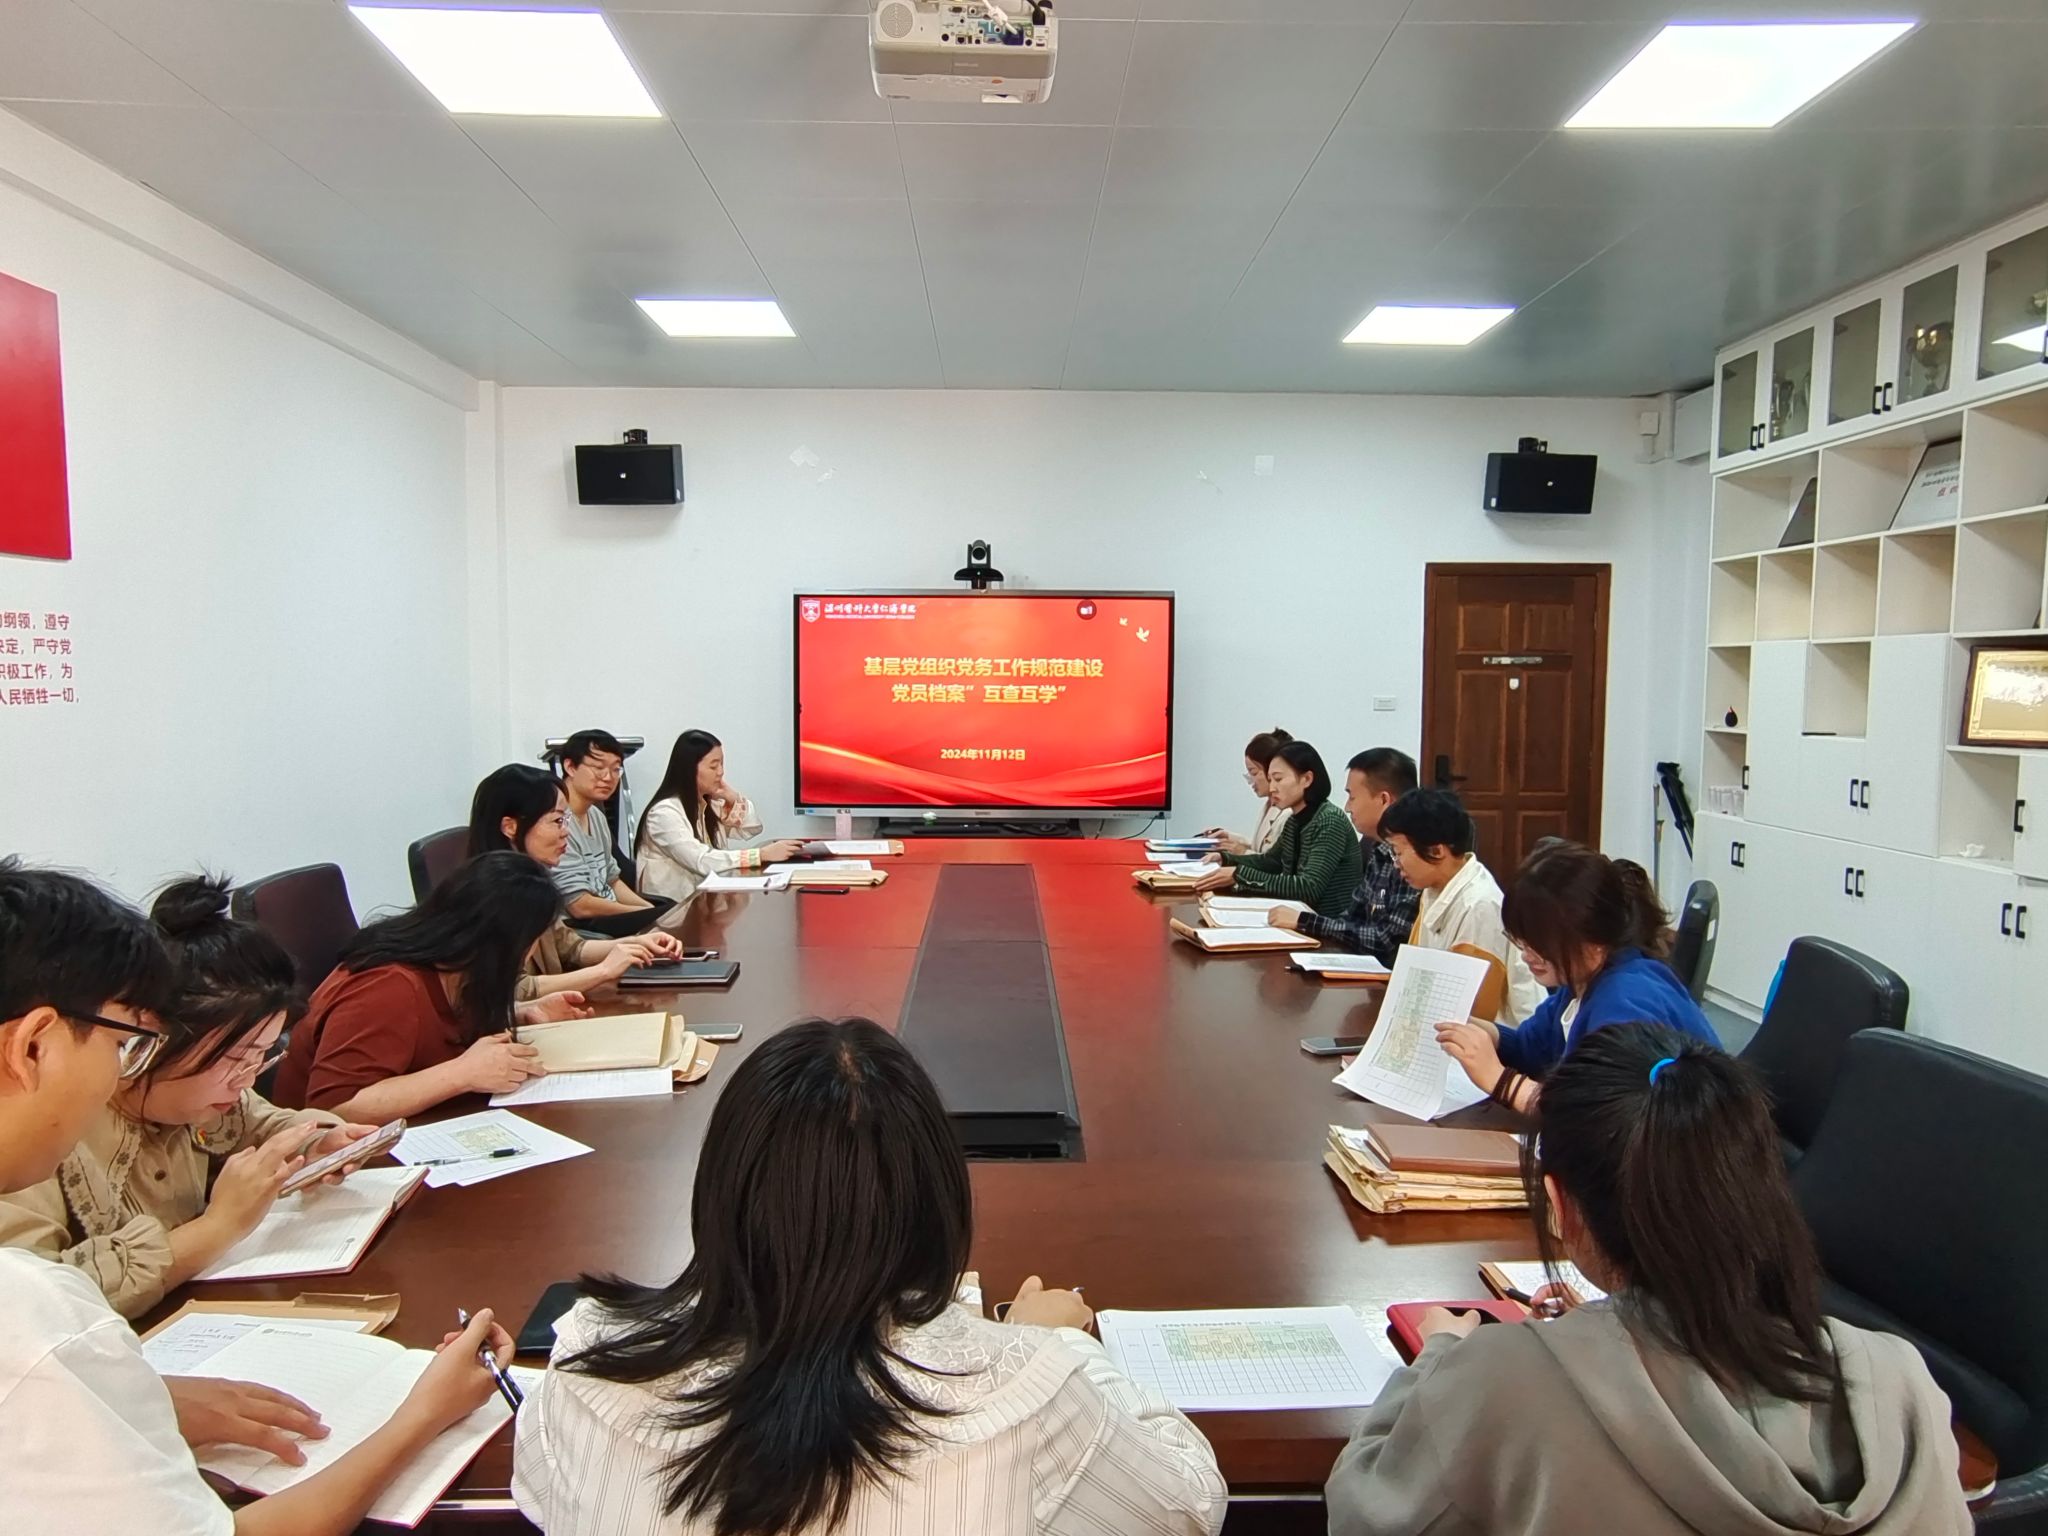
left=1271, top=747, right=1419, bottom=964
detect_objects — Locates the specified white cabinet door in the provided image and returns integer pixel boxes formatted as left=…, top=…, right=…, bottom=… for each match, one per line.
left=1801, top=736, right=1870, bottom=844
left=2016, top=757, right=2048, bottom=883
left=1698, top=815, right=1792, bottom=1008
left=1862, top=636, right=1949, bottom=856
left=2006, top=895, right=2048, bottom=1078
left=1744, top=642, right=1807, bottom=829
left=1913, top=858, right=2027, bottom=1062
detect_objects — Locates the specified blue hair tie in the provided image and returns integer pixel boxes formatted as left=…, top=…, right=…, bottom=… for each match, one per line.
left=1649, top=1056, right=1678, bottom=1085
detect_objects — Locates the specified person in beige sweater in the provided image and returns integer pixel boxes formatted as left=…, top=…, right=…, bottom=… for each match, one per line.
left=1327, top=1024, right=1972, bottom=1536
left=0, top=876, right=377, bottom=1316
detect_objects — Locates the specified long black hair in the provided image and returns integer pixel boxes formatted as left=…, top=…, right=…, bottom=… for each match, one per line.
left=466, top=764, right=564, bottom=859
left=147, top=874, right=301, bottom=1077
left=1267, top=739, right=1334, bottom=814
left=1527, top=1022, right=1835, bottom=1403
left=640, top=729, right=725, bottom=854
left=333, top=852, right=560, bottom=1043
left=566, top=1017, right=974, bottom=1536
left=1504, top=840, right=1673, bottom=989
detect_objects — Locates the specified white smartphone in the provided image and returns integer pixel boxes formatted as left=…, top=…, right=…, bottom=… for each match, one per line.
left=696, top=1024, right=745, bottom=1043
left=277, top=1118, right=406, bottom=1195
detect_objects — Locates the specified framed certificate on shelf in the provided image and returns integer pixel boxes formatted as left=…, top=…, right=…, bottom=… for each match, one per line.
left=1961, top=643, right=2048, bottom=748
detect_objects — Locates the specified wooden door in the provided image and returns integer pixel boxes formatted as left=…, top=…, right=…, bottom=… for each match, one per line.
left=1421, top=564, right=1610, bottom=877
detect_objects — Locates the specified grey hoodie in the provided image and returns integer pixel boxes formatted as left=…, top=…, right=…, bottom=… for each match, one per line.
left=1327, top=1302, right=1971, bottom=1536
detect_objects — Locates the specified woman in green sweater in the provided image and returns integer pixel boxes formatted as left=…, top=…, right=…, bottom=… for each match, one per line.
left=1194, top=741, right=1362, bottom=915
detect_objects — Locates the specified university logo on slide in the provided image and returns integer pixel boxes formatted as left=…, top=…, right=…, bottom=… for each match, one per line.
left=801, top=598, right=822, bottom=624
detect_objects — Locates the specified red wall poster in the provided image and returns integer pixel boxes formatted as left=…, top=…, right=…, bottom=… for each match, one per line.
left=0, top=271, right=71, bottom=561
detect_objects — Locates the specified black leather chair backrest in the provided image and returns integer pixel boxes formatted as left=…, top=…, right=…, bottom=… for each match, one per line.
left=229, top=863, right=360, bottom=996
left=1667, top=879, right=1718, bottom=1002
left=1793, top=1029, right=2048, bottom=1472
left=406, top=827, right=468, bottom=903
left=1739, top=936, right=1907, bottom=1155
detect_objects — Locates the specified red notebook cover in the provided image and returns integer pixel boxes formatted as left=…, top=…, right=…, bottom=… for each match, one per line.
left=1385, top=1299, right=1528, bottom=1363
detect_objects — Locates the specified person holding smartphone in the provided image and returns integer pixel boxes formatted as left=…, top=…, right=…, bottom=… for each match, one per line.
left=0, top=875, right=380, bottom=1318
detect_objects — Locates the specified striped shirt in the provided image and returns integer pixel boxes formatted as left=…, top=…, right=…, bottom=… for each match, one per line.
left=512, top=1298, right=1227, bottom=1536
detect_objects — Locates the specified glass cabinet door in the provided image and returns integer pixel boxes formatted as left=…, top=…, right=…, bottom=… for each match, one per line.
left=1979, top=225, right=2048, bottom=382
left=1768, top=327, right=1814, bottom=442
left=1897, top=266, right=1958, bottom=405
left=1829, top=298, right=1882, bottom=425
left=1719, top=350, right=1759, bottom=456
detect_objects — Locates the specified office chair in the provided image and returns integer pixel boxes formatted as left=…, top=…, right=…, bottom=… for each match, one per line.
left=1666, top=879, right=1718, bottom=1002
left=406, top=826, right=468, bottom=903
left=1738, top=936, right=1908, bottom=1165
left=1793, top=1030, right=2048, bottom=1529
left=229, top=863, right=360, bottom=997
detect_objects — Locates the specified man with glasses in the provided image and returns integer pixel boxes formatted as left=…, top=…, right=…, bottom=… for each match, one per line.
left=0, top=861, right=517, bottom=1533
left=552, top=729, right=665, bottom=937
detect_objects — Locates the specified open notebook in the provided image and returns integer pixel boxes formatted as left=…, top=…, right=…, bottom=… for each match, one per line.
left=195, top=1166, right=425, bottom=1282
left=1168, top=918, right=1316, bottom=952
left=1197, top=897, right=1311, bottom=929
left=173, top=1321, right=512, bottom=1527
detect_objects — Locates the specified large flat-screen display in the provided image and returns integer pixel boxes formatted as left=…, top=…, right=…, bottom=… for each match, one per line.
left=794, top=591, right=1174, bottom=814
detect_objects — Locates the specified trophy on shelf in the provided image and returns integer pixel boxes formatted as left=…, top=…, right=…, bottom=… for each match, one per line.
left=1769, top=372, right=1809, bottom=441
left=1906, top=319, right=1953, bottom=398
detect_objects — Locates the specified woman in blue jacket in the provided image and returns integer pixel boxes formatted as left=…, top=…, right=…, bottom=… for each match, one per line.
left=1437, top=843, right=1719, bottom=1113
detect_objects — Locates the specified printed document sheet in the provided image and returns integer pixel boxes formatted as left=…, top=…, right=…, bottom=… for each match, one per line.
left=1097, top=1306, right=1394, bottom=1412
left=1332, top=946, right=1490, bottom=1120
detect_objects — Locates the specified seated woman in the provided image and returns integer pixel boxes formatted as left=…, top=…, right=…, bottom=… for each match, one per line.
left=0, top=876, right=378, bottom=1317
left=1378, top=788, right=1544, bottom=1026
left=513, top=1017, right=1227, bottom=1536
left=1201, top=726, right=1294, bottom=856
left=1327, top=1024, right=1970, bottom=1536
left=272, top=852, right=581, bottom=1118
left=635, top=730, right=803, bottom=904
left=467, top=764, right=682, bottom=998
left=1194, top=741, right=1361, bottom=916
left=1436, top=841, right=1719, bottom=1114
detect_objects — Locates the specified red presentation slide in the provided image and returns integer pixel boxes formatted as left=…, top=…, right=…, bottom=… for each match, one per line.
left=796, top=592, right=1174, bottom=810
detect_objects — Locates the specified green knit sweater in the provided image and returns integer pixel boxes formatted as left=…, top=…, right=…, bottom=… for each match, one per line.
left=1223, top=798, right=1364, bottom=915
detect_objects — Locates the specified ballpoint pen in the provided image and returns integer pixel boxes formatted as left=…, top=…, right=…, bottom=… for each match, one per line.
left=418, top=1146, right=523, bottom=1167
left=458, top=1307, right=523, bottom=1410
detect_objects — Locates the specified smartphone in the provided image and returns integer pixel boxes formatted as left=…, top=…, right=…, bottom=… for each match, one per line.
left=796, top=886, right=850, bottom=896
left=695, top=1023, right=744, bottom=1043
left=515, top=1281, right=585, bottom=1356
left=635, top=949, right=719, bottom=967
left=1299, top=1036, right=1369, bottom=1057
left=278, top=1118, right=405, bottom=1195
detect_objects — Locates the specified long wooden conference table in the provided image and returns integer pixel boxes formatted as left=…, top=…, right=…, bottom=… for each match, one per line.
left=190, top=839, right=1539, bottom=1531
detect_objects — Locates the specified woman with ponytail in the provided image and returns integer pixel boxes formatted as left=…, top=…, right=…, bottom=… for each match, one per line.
left=514, top=1017, right=1226, bottom=1536
left=1435, top=841, right=1718, bottom=1114
left=1328, top=1024, right=1970, bottom=1535
left=0, top=875, right=379, bottom=1317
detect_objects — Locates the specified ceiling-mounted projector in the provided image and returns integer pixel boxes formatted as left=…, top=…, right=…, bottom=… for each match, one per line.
left=871, top=0, right=1057, bottom=105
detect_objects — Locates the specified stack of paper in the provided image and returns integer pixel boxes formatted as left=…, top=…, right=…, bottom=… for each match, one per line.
left=1290, top=952, right=1391, bottom=981
left=195, top=1166, right=427, bottom=1282
left=1324, top=1125, right=1528, bottom=1214
left=1132, top=864, right=1212, bottom=893
left=509, top=1011, right=712, bottom=1083
left=171, top=1322, right=513, bottom=1527
left=1168, top=917, right=1316, bottom=953
left=1197, top=896, right=1310, bottom=929
left=785, top=862, right=887, bottom=887
left=803, top=839, right=903, bottom=857
left=392, top=1109, right=592, bottom=1189
left=1146, top=837, right=1219, bottom=853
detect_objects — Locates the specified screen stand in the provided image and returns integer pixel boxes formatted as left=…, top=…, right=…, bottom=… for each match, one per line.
left=833, top=810, right=855, bottom=840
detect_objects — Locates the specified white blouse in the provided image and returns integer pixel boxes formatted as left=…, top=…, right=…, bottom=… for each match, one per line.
left=1250, top=802, right=1291, bottom=854
left=1414, top=855, right=1547, bottom=1025
left=636, top=795, right=767, bottom=902
left=513, top=1298, right=1227, bottom=1536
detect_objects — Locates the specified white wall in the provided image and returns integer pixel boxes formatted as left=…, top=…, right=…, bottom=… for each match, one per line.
left=0, top=112, right=473, bottom=917
left=480, top=388, right=1711, bottom=872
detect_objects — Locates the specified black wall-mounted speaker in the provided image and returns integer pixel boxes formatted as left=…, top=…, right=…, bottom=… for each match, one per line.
left=575, top=443, right=684, bottom=505
left=1484, top=449, right=1597, bottom=515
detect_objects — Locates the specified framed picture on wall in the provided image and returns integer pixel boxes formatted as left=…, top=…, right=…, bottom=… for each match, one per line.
left=1960, top=642, right=2048, bottom=748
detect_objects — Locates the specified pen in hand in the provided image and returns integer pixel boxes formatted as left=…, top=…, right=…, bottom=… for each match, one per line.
left=458, top=1307, right=523, bottom=1410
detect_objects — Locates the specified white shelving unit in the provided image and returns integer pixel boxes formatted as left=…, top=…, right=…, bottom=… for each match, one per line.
left=1698, top=199, right=2048, bottom=1073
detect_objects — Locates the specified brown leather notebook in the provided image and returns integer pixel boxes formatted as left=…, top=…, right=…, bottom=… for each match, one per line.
left=1364, top=1125, right=1523, bottom=1178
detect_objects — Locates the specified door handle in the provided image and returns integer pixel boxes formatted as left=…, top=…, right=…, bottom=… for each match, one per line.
left=1432, top=753, right=1467, bottom=789
left=2020, top=906, right=2031, bottom=941
left=1858, top=779, right=1870, bottom=810
left=1847, top=778, right=1858, bottom=808
left=1844, top=867, right=1855, bottom=896
left=1854, top=869, right=1866, bottom=899
left=1741, top=764, right=1750, bottom=790
left=2018, top=798, right=2029, bottom=836
left=1882, top=381, right=1895, bottom=411
left=2002, top=902, right=2014, bottom=936
left=1871, top=383, right=1883, bottom=415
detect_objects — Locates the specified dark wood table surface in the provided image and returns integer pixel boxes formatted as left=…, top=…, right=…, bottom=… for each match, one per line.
left=181, top=839, right=1538, bottom=1526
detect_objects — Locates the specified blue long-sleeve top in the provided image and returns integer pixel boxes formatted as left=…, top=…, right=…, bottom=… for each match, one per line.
left=1496, top=947, right=1720, bottom=1077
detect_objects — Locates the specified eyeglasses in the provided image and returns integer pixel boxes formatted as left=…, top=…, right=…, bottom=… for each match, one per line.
left=64, top=1011, right=166, bottom=1080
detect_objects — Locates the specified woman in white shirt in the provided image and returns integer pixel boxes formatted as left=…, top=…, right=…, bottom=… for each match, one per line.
left=1202, top=727, right=1294, bottom=856
left=635, top=730, right=804, bottom=903
left=513, top=1017, right=1226, bottom=1536
left=1379, top=788, right=1546, bottom=1026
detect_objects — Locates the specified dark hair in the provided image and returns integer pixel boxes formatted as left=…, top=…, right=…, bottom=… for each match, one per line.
left=1267, top=740, right=1333, bottom=813
left=1503, top=841, right=1672, bottom=988
left=1379, top=787, right=1474, bottom=858
left=467, top=764, right=565, bottom=859
left=147, top=875, right=302, bottom=1078
left=1244, top=726, right=1293, bottom=766
left=566, top=1018, right=973, bottom=1536
left=0, top=859, right=174, bottom=1026
left=335, top=852, right=560, bottom=1043
left=1347, top=747, right=1418, bottom=797
left=559, top=729, right=626, bottom=769
left=640, top=729, right=725, bottom=855
left=1527, top=1022, right=1835, bottom=1403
